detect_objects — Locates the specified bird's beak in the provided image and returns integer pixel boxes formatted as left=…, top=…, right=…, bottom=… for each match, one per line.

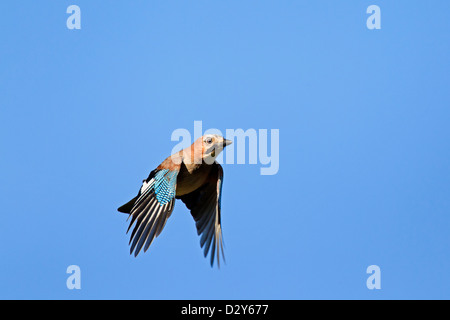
left=222, top=139, right=232, bottom=148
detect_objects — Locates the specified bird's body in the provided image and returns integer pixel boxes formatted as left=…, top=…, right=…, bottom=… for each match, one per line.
left=176, top=162, right=212, bottom=196
left=118, top=134, right=231, bottom=267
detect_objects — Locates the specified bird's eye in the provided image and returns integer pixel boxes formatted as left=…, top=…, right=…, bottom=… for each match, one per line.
left=205, top=137, right=213, bottom=144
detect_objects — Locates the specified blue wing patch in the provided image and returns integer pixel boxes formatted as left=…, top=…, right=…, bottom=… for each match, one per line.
left=153, top=169, right=178, bottom=205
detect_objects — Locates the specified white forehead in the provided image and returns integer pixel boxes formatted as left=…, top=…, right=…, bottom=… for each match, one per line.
left=203, top=134, right=221, bottom=140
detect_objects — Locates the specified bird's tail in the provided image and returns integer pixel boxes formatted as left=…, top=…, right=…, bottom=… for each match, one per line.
left=117, top=196, right=138, bottom=214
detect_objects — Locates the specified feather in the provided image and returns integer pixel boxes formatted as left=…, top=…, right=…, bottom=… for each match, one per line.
left=124, top=166, right=179, bottom=257
left=178, top=162, right=226, bottom=267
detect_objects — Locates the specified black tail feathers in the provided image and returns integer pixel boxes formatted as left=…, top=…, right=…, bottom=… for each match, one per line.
left=117, top=196, right=138, bottom=214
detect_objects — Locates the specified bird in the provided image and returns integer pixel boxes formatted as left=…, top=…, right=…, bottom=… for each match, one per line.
left=117, top=134, right=232, bottom=267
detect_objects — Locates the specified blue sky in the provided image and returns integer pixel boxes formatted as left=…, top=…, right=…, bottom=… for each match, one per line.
left=1, top=1, right=449, bottom=299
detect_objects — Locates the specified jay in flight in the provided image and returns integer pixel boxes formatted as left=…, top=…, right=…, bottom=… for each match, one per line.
left=118, top=134, right=232, bottom=267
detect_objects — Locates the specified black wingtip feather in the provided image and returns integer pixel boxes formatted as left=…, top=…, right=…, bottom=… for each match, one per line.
left=117, top=196, right=138, bottom=214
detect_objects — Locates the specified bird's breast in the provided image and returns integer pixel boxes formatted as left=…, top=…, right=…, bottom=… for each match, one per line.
left=176, top=162, right=211, bottom=196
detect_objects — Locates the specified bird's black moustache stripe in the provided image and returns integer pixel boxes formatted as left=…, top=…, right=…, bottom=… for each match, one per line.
left=205, top=146, right=221, bottom=155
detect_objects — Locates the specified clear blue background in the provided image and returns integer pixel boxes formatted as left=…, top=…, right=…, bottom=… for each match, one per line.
left=1, top=1, right=449, bottom=299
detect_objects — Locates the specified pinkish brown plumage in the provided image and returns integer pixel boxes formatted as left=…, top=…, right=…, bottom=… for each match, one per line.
left=118, top=134, right=232, bottom=267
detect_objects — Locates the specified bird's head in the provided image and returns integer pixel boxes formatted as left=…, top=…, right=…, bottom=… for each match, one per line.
left=197, top=134, right=232, bottom=164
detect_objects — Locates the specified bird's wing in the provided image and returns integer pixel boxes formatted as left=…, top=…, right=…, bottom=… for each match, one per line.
left=125, top=165, right=180, bottom=257
left=178, top=162, right=225, bottom=267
